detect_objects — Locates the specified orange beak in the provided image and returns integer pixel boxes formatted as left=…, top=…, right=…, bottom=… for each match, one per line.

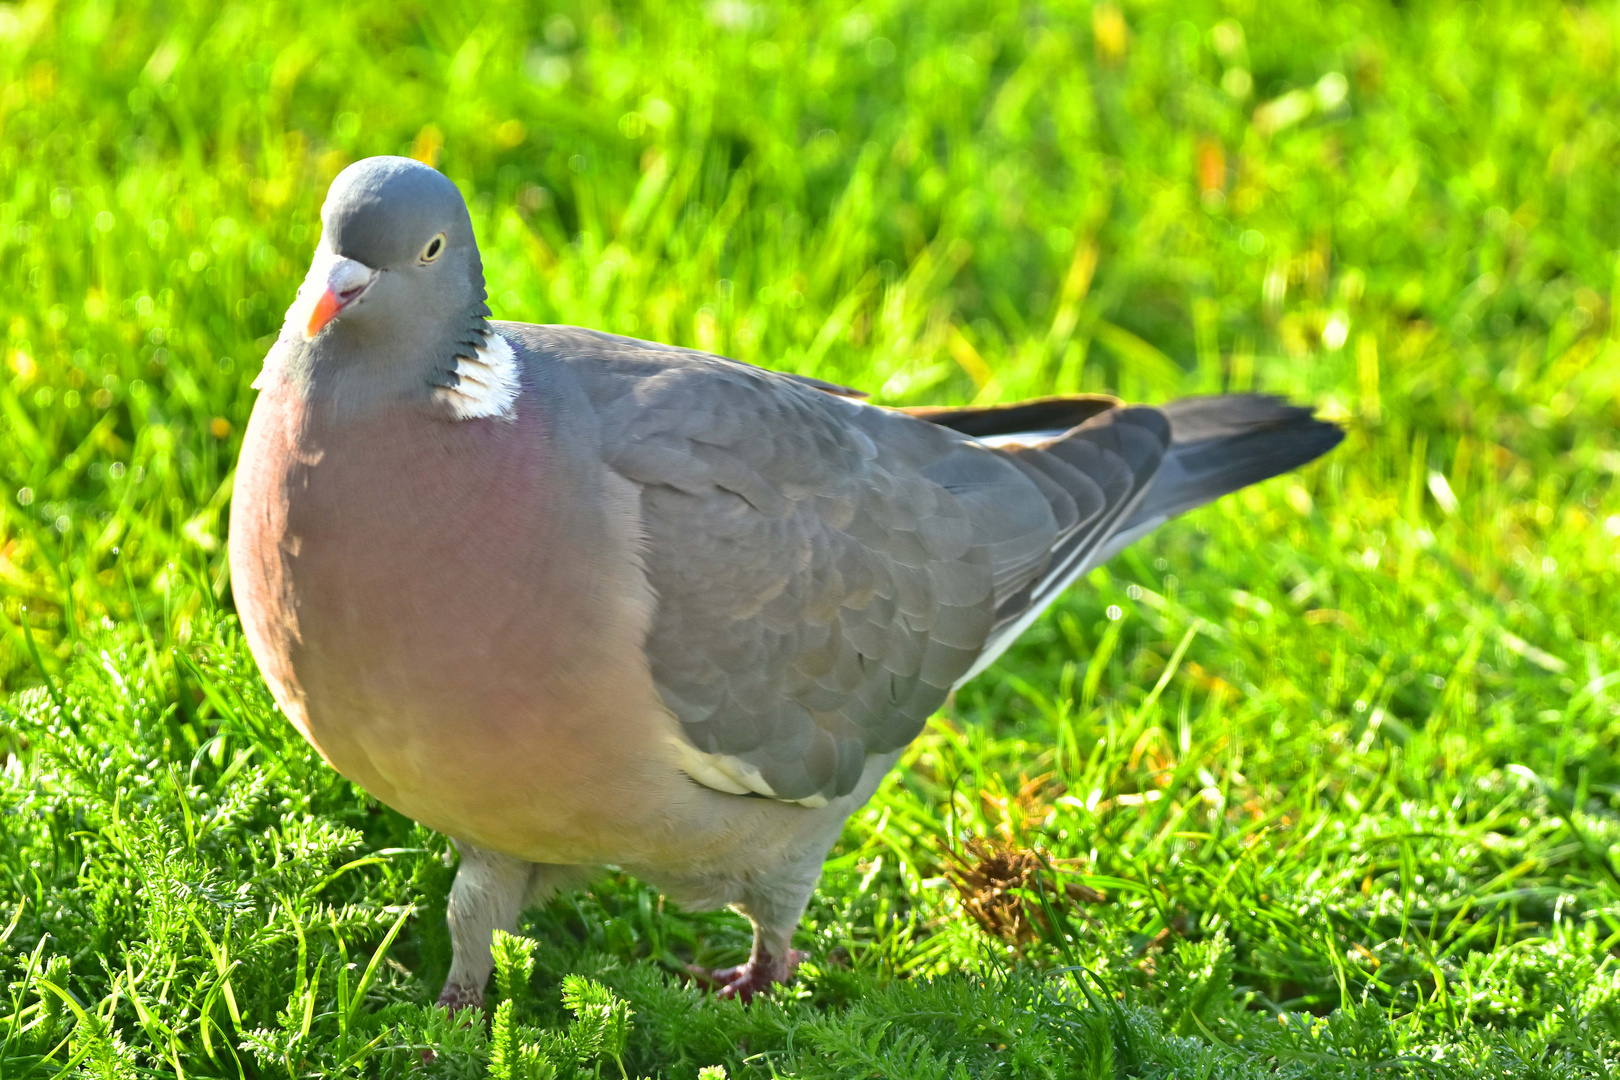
left=306, top=288, right=345, bottom=339
left=299, top=253, right=378, bottom=341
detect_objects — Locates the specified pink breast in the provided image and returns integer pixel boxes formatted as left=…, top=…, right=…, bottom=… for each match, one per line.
left=229, top=381, right=652, bottom=852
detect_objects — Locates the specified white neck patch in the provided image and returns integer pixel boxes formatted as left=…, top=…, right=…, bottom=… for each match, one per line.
left=434, top=332, right=520, bottom=421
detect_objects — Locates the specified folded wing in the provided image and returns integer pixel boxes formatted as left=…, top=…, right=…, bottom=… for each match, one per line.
left=534, top=326, right=1336, bottom=806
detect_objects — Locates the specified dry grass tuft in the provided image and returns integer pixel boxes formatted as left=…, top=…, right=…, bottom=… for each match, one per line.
left=943, top=834, right=1105, bottom=945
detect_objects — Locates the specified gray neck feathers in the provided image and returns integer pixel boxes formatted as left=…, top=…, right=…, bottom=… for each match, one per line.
left=424, top=246, right=495, bottom=396
left=269, top=253, right=493, bottom=418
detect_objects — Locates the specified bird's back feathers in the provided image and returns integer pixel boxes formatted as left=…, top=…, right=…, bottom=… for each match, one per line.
left=517, top=325, right=1341, bottom=805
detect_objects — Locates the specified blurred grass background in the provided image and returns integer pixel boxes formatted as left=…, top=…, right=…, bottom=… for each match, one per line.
left=4, top=0, right=1620, bottom=1075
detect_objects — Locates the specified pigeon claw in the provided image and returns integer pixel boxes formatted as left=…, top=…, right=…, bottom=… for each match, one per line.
left=687, top=949, right=806, bottom=1003
left=419, top=983, right=485, bottom=1066
left=436, top=981, right=485, bottom=1016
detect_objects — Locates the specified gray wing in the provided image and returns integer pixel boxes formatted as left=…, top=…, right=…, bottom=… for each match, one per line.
left=504, top=326, right=1285, bottom=808
left=501, top=327, right=1344, bottom=808
left=511, top=326, right=1162, bottom=806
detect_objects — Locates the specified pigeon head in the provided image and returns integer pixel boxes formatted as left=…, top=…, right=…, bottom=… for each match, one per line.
left=277, top=156, right=492, bottom=405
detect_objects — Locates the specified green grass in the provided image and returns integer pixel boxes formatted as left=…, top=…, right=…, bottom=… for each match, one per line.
left=3, top=0, right=1620, bottom=1074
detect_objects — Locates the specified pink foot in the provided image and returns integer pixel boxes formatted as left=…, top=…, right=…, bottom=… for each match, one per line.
left=423, top=984, right=484, bottom=1065
left=688, top=949, right=806, bottom=1002
left=436, top=981, right=485, bottom=1015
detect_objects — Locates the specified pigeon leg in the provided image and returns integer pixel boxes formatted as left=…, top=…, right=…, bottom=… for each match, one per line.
left=437, top=842, right=584, bottom=1013
left=438, top=842, right=529, bottom=1013
left=690, top=856, right=820, bottom=1002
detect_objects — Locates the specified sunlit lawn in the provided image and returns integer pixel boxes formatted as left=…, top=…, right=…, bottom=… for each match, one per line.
left=4, top=0, right=1620, bottom=1075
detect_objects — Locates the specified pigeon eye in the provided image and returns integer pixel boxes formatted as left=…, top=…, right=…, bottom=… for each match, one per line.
left=420, top=233, right=446, bottom=263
